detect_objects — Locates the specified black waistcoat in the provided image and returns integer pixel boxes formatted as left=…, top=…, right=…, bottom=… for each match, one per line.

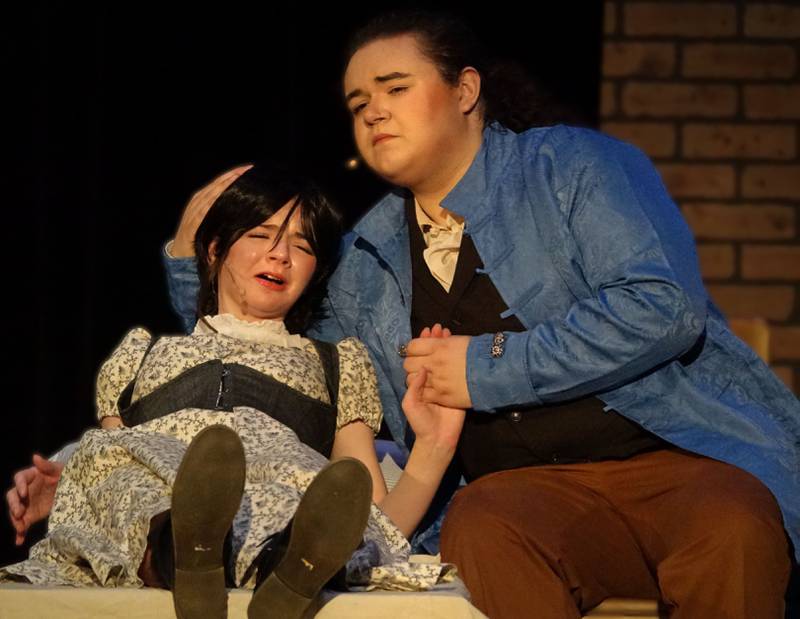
left=406, top=199, right=665, bottom=481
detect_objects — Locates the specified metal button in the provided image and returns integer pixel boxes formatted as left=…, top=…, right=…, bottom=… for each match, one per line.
left=551, top=454, right=559, bottom=463
left=510, top=411, right=522, bottom=422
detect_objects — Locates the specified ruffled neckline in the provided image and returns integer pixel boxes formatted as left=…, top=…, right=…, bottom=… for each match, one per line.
left=192, top=313, right=309, bottom=350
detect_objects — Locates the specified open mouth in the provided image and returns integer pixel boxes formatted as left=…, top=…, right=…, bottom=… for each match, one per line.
left=256, top=273, right=286, bottom=287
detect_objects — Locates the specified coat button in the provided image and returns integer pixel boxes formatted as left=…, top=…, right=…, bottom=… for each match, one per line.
left=510, top=411, right=522, bottom=422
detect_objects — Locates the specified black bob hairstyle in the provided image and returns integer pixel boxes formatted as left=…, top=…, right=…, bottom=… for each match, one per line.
left=194, top=164, right=343, bottom=334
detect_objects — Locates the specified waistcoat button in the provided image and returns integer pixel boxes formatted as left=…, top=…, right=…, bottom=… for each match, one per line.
left=510, top=411, right=522, bottom=422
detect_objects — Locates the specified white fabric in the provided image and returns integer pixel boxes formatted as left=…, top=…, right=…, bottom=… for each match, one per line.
left=414, top=201, right=464, bottom=293
left=193, top=313, right=308, bottom=349
left=0, top=576, right=488, bottom=618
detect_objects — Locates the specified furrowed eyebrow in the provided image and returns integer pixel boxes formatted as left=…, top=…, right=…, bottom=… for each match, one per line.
left=345, top=72, right=412, bottom=102
left=375, top=71, right=412, bottom=83
left=256, top=224, right=309, bottom=241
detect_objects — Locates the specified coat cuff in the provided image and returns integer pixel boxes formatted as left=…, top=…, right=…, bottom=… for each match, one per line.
left=466, top=332, right=543, bottom=412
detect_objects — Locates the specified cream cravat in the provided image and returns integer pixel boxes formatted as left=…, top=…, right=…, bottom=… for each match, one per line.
left=415, top=200, right=464, bottom=293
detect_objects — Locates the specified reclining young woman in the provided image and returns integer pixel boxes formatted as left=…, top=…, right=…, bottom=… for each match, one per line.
left=1, top=163, right=464, bottom=619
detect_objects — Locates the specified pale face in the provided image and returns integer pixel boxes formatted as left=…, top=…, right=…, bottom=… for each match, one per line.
left=344, top=34, right=477, bottom=191
left=215, top=201, right=317, bottom=323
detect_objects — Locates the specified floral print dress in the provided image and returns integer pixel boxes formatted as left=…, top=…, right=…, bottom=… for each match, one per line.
left=1, top=315, right=449, bottom=592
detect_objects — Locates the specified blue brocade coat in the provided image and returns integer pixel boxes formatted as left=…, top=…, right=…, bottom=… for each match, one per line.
left=166, top=123, right=799, bottom=557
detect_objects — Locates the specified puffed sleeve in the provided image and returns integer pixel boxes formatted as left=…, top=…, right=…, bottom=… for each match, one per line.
left=334, top=337, right=384, bottom=434
left=95, top=327, right=153, bottom=421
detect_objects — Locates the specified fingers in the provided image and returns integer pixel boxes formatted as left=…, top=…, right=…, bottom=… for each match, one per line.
left=404, top=370, right=431, bottom=390
left=12, top=514, right=26, bottom=546
left=409, top=367, right=427, bottom=389
left=32, top=454, right=54, bottom=474
left=6, top=487, right=23, bottom=519
left=405, top=368, right=428, bottom=403
left=404, top=365, right=437, bottom=394
left=418, top=324, right=450, bottom=339
left=421, top=386, right=440, bottom=403
left=32, top=454, right=63, bottom=479
left=193, top=166, right=249, bottom=198
left=402, top=355, right=429, bottom=376
left=173, top=164, right=253, bottom=258
left=7, top=487, right=28, bottom=545
left=405, top=337, right=437, bottom=357
left=202, top=164, right=253, bottom=202
left=12, top=514, right=26, bottom=535
left=215, top=164, right=253, bottom=182
left=13, top=469, right=33, bottom=500
left=224, top=164, right=253, bottom=179
left=430, top=323, right=452, bottom=337
left=7, top=464, right=37, bottom=545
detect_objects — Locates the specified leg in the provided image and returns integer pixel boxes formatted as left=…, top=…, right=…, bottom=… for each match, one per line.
left=440, top=466, right=659, bottom=619
left=139, top=511, right=237, bottom=590
left=609, top=450, right=791, bottom=619
left=138, top=512, right=170, bottom=588
left=138, top=545, right=164, bottom=588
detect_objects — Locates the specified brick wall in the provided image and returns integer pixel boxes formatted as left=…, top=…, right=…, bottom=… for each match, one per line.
left=601, top=0, right=800, bottom=393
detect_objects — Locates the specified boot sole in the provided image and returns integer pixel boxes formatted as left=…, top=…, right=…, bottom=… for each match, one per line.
left=248, top=457, right=372, bottom=619
left=171, top=424, right=246, bottom=619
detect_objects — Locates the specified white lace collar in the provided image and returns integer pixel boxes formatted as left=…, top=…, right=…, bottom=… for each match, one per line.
left=193, top=314, right=309, bottom=350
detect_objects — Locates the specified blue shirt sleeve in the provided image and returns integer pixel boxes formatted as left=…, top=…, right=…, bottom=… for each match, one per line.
left=162, top=243, right=199, bottom=334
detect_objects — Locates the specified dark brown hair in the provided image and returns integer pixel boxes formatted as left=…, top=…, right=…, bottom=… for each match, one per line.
left=194, top=164, right=342, bottom=333
left=346, top=9, right=581, bottom=131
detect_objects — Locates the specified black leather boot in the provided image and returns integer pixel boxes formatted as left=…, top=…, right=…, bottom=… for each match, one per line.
left=169, top=425, right=246, bottom=619
left=247, top=458, right=372, bottom=619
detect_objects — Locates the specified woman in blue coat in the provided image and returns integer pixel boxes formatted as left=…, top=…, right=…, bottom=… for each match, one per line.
left=163, top=10, right=797, bottom=619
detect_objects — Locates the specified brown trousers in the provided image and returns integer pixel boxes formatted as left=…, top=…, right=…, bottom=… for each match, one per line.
left=440, top=449, right=791, bottom=619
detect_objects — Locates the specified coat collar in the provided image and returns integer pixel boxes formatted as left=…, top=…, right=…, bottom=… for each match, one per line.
left=353, top=122, right=515, bottom=248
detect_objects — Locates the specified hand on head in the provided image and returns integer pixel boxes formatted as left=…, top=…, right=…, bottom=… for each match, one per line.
left=6, top=454, right=64, bottom=546
left=172, top=165, right=253, bottom=258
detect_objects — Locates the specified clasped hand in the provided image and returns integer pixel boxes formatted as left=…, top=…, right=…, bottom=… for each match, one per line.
left=402, top=325, right=473, bottom=410
left=400, top=325, right=471, bottom=451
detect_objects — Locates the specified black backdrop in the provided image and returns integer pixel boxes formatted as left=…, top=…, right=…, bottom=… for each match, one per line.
left=1, top=2, right=602, bottom=565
